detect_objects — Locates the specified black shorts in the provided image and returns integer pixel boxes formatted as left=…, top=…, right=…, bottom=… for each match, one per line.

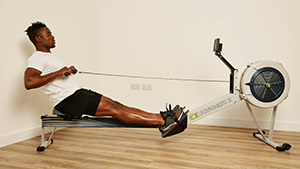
left=54, top=89, right=102, bottom=117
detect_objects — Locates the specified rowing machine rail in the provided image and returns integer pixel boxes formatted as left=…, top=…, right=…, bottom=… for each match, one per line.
left=37, top=115, right=157, bottom=152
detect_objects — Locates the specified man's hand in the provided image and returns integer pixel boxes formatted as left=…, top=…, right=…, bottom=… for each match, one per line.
left=69, top=66, right=77, bottom=74
left=56, top=66, right=78, bottom=77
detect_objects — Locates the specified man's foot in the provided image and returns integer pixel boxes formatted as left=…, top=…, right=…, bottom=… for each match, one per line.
left=172, top=104, right=186, bottom=119
left=159, top=104, right=188, bottom=138
left=160, top=104, right=185, bottom=119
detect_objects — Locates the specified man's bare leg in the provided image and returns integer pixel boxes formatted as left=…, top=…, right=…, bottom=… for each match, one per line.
left=95, top=96, right=165, bottom=126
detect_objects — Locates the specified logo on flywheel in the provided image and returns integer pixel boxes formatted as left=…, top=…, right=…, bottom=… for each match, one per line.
left=189, top=98, right=232, bottom=121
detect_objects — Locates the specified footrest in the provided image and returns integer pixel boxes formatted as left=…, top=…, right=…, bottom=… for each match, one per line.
left=162, top=113, right=188, bottom=138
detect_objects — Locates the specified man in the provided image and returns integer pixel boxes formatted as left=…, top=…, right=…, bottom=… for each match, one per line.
left=24, top=21, right=187, bottom=137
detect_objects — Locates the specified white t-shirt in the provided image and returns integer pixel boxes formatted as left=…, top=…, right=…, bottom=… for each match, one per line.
left=27, top=51, right=80, bottom=106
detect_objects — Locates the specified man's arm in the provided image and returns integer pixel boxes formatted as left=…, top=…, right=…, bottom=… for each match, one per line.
left=24, top=67, right=76, bottom=90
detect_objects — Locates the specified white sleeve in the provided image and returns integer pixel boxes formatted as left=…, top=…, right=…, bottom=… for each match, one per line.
left=27, top=54, right=45, bottom=72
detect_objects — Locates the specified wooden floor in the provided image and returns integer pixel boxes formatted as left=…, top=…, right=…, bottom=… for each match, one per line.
left=0, top=125, right=299, bottom=169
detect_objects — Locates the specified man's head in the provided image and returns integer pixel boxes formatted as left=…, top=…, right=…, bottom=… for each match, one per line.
left=25, top=21, right=56, bottom=52
left=25, top=21, right=47, bottom=44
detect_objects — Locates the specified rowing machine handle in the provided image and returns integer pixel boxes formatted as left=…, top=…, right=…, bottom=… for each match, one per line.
left=64, top=69, right=77, bottom=77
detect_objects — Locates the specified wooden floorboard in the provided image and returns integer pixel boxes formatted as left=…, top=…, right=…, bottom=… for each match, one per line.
left=0, top=125, right=299, bottom=169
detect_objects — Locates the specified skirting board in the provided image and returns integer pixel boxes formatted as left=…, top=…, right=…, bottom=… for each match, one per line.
left=1, top=117, right=299, bottom=148
left=194, top=117, right=300, bottom=132
left=0, top=126, right=62, bottom=148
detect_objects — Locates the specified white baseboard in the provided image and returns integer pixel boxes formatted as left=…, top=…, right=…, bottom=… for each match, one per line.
left=0, top=126, right=54, bottom=148
left=194, top=117, right=300, bottom=132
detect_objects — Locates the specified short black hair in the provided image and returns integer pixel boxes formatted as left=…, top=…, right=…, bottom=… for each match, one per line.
left=25, top=21, right=47, bottom=44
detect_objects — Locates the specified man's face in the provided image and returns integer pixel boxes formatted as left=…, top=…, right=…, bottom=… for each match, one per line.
left=37, top=27, right=56, bottom=49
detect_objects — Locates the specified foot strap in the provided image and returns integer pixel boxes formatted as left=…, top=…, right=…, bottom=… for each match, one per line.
left=160, top=104, right=188, bottom=138
left=165, top=104, right=187, bottom=129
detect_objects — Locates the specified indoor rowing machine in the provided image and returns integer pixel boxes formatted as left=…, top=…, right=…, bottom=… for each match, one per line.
left=37, top=38, right=291, bottom=152
left=188, top=38, right=291, bottom=151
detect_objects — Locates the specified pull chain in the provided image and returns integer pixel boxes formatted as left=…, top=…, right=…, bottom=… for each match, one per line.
left=78, top=71, right=229, bottom=83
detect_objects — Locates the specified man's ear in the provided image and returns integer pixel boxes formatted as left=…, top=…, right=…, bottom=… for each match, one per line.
left=35, top=36, right=41, bottom=43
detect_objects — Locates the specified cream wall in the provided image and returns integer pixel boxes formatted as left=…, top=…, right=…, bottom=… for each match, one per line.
left=0, top=0, right=99, bottom=148
left=1, top=0, right=300, bottom=148
left=97, top=0, right=300, bottom=131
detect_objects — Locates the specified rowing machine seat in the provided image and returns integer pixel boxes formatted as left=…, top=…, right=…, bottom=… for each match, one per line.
left=52, top=108, right=81, bottom=120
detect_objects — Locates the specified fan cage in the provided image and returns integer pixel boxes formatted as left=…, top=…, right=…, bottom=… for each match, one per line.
left=246, top=67, right=285, bottom=103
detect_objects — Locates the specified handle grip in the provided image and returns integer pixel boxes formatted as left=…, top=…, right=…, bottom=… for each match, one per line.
left=64, top=69, right=77, bottom=76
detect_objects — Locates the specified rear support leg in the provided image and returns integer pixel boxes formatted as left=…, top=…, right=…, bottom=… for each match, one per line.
left=37, top=127, right=56, bottom=152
